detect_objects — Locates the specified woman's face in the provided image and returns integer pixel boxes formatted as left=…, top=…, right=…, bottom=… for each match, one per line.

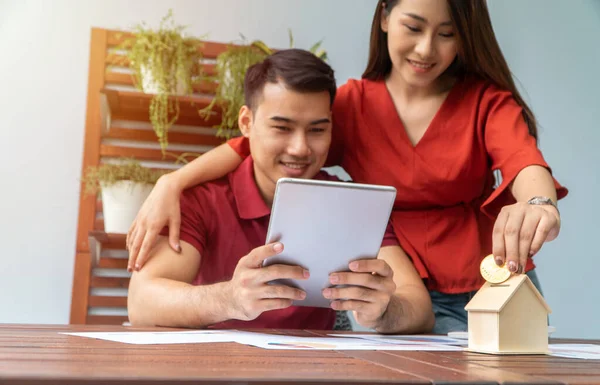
left=381, top=0, right=458, bottom=88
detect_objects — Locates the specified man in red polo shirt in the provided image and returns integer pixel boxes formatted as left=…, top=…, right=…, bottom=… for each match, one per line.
left=128, top=49, right=434, bottom=333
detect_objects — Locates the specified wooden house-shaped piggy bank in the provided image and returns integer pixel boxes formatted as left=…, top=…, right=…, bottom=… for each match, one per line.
left=465, top=274, right=551, bottom=354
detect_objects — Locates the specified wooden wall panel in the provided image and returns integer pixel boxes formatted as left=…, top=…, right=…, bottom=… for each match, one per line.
left=71, top=27, right=254, bottom=326
left=70, top=28, right=107, bottom=324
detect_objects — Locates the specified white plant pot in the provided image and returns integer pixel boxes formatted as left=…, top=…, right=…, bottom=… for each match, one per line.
left=101, top=181, right=153, bottom=234
left=140, top=63, right=187, bottom=96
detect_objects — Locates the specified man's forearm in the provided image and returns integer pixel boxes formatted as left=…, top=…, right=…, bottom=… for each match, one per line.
left=374, top=290, right=435, bottom=334
left=128, top=278, right=233, bottom=328
left=169, top=143, right=243, bottom=190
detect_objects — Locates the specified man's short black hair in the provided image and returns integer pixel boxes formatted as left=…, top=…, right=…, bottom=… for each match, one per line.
left=244, top=48, right=336, bottom=111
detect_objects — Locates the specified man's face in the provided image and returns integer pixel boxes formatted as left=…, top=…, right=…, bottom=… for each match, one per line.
left=239, top=81, right=332, bottom=204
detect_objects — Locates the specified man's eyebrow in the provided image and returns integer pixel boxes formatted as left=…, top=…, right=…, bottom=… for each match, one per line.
left=269, top=116, right=296, bottom=124
left=269, top=116, right=331, bottom=125
left=403, top=12, right=452, bottom=26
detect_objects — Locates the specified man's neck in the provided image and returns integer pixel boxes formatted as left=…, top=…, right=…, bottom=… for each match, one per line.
left=252, top=165, right=275, bottom=207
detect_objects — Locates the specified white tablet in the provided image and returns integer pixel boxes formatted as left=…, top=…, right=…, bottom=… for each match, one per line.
left=263, top=177, right=397, bottom=308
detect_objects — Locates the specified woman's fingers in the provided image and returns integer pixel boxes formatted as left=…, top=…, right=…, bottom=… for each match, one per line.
left=518, top=213, right=542, bottom=273
left=492, top=209, right=509, bottom=266
left=502, top=208, right=526, bottom=273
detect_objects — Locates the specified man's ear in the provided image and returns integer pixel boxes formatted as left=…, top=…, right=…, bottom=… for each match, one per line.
left=380, top=4, right=390, bottom=33
left=238, top=105, right=253, bottom=138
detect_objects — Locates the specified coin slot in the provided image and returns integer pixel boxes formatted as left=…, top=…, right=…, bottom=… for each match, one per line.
left=490, top=284, right=509, bottom=287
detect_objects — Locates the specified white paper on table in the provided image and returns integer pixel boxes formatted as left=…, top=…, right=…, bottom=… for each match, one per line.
left=60, top=330, right=246, bottom=345
left=549, top=344, right=600, bottom=360
left=235, top=333, right=464, bottom=351
left=448, top=326, right=556, bottom=341
left=329, top=333, right=468, bottom=346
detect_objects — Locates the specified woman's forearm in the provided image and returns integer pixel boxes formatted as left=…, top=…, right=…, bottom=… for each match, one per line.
left=510, top=165, right=558, bottom=203
left=511, top=165, right=560, bottom=222
left=169, top=143, right=243, bottom=190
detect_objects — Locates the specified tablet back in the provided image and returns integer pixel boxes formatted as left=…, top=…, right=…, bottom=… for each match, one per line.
left=264, top=178, right=397, bottom=308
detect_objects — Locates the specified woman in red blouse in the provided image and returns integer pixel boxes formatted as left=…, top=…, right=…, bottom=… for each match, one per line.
left=126, top=0, right=567, bottom=334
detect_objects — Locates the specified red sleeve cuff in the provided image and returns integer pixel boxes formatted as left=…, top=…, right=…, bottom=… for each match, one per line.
left=480, top=150, right=568, bottom=218
left=227, top=136, right=251, bottom=159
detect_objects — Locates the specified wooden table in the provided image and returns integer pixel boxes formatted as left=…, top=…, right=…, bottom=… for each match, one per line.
left=0, top=324, right=598, bottom=384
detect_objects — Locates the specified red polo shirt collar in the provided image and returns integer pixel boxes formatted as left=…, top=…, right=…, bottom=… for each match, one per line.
left=229, top=156, right=271, bottom=220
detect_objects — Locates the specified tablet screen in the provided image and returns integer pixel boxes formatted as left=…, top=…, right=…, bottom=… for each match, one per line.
left=263, top=178, right=396, bottom=308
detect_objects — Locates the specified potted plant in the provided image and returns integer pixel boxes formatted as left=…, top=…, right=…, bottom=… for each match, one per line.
left=200, top=30, right=328, bottom=139
left=199, top=40, right=268, bottom=139
left=83, top=159, right=166, bottom=234
left=124, top=9, right=204, bottom=154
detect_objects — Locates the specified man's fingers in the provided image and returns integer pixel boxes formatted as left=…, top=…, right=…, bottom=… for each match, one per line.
left=242, top=242, right=284, bottom=268
left=261, top=264, right=309, bottom=283
left=260, top=284, right=306, bottom=301
left=260, top=299, right=294, bottom=312
left=329, top=299, right=370, bottom=312
left=503, top=209, right=525, bottom=274
left=323, top=285, right=383, bottom=304
left=328, top=271, right=392, bottom=292
left=492, top=209, right=509, bottom=266
left=348, top=259, right=393, bottom=277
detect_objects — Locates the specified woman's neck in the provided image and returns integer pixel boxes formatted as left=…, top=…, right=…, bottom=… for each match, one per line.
left=385, top=69, right=455, bottom=102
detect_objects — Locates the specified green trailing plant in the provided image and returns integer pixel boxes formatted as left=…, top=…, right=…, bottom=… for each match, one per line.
left=82, top=159, right=166, bottom=195
left=199, top=40, right=268, bottom=139
left=253, top=29, right=328, bottom=61
left=162, top=151, right=203, bottom=165
left=200, top=30, right=328, bottom=139
left=124, top=9, right=204, bottom=154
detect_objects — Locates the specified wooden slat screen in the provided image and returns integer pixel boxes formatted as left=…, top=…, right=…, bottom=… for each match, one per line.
left=71, top=28, right=246, bottom=326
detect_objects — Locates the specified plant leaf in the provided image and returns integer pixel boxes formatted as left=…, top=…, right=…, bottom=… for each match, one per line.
left=315, top=49, right=328, bottom=61
left=288, top=28, right=294, bottom=48
left=309, top=40, right=323, bottom=54
left=251, top=40, right=272, bottom=55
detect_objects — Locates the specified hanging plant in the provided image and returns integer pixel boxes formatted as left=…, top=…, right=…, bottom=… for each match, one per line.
left=200, top=30, right=328, bottom=139
left=124, top=10, right=204, bottom=154
left=199, top=38, right=268, bottom=139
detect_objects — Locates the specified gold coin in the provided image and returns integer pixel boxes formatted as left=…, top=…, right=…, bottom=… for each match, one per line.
left=480, top=254, right=511, bottom=284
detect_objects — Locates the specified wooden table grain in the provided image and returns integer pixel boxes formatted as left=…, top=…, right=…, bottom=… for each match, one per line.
left=0, top=324, right=597, bottom=385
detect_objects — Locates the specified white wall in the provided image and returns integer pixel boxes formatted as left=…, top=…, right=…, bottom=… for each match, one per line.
left=488, top=0, right=600, bottom=339
left=0, top=0, right=598, bottom=338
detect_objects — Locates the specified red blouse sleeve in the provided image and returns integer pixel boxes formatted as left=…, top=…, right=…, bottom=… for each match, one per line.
left=480, top=86, right=568, bottom=218
left=326, top=82, right=354, bottom=167
left=227, top=136, right=251, bottom=159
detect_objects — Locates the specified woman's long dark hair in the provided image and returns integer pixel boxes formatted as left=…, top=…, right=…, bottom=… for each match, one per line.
left=363, top=0, right=538, bottom=140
